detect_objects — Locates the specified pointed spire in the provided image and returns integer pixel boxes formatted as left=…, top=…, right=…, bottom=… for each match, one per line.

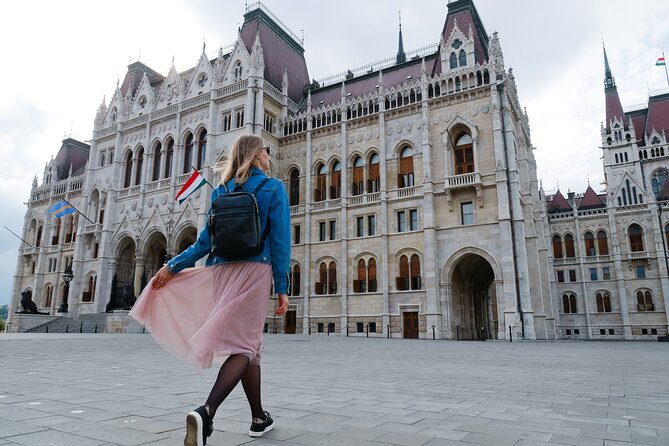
left=250, top=31, right=264, bottom=73
left=396, top=10, right=406, bottom=65
left=603, top=41, right=615, bottom=89
left=341, top=81, right=346, bottom=97
left=378, top=69, right=383, bottom=85
left=307, top=89, right=312, bottom=110
left=282, top=69, right=289, bottom=95
left=602, top=41, right=624, bottom=130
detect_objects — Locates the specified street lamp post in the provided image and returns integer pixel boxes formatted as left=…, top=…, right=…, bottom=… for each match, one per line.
left=58, top=262, right=74, bottom=313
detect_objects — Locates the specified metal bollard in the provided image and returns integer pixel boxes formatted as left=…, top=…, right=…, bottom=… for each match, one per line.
left=456, top=325, right=460, bottom=341
left=366, top=324, right=369, bottom=338
left=432, top=325, right=435, bottom=340
left=65, top=325, right=69, bottom=333
left=45, top=325, right=49, bottom=333
left=80, top=322, right=83, bottom=333
left=387, top=325, right=390, bottom=338
left=509, top=326, right=513, bottom=342
left=94, top=325, right=98, bottom=334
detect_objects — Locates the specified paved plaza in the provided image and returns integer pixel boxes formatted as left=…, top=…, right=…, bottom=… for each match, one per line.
left=0, top=334, right=668, bottom=446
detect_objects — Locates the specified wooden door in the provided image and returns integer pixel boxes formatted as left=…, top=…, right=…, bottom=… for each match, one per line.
left=403, top=311, right=419, bottom=339
left=285, top=310, right=296, bottom=334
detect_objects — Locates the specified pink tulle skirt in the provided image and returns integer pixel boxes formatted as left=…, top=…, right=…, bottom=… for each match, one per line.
left=129, top=262, right=272, bottom=369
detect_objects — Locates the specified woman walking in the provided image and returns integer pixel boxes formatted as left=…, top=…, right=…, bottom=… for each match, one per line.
left=130, top=134, right=290, bottom=446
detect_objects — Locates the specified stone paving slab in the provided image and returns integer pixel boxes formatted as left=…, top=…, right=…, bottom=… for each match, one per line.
left=1, top=334, right=668, bottom=445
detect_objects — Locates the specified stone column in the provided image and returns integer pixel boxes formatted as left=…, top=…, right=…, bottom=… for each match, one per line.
left=378, top=81, right=391, bottom=337
left=133, top=255, right=145, bottom=298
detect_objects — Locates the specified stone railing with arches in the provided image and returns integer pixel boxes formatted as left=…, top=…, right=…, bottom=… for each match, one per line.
left=426, top=61, right=493, bottom=100
left=182, top=92, right=211, bottom=110
left=30, top=174, right=86, bottom=203
left=214, top=80, right=248, bottom=100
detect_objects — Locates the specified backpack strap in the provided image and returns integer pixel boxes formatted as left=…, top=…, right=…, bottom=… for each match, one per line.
left=252, top=178, right=272, bottom=241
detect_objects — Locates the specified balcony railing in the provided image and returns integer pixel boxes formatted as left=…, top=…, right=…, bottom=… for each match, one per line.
left=290, top=205, right=305, bottom=215
left=445, top=171, right=481, bottom=189
left=627, top=251, right=648, bottom=260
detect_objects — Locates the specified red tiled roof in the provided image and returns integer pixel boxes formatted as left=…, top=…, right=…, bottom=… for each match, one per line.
left=628, top=109, right=648, bottom=146
left=433, top=0, right=489, bottom=76
left=308, top=56, right=433, bottom=110
left=645, top=93, right=669, bottom=138
left=240, top=10, right=309, bottom=104
left=578, top=186, right=606, bottom=210
left=547, top=190, right=572, bottom=213
left=605, top=87, right=624, bottom=129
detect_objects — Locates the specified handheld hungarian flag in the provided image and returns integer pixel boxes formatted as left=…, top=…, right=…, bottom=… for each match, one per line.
left=48, top=200, right=77, bottom=218
left=175, top=169, right=209, bottom=204
left=657, top=56, right=666, bottom=66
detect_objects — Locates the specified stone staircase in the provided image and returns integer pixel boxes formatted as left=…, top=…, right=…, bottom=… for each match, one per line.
left=24, top=314, right=109, bottom=333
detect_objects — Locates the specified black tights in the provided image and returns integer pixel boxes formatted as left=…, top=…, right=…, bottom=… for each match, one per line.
left=205, top=355, right=264, bottom=419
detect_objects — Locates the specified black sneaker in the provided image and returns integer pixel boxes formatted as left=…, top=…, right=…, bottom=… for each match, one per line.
left=185, top=406, right=213, bottom=446
left=249, top=411, right=274, bottom=437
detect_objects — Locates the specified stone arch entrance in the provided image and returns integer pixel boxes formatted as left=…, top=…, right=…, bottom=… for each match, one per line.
left=174, top=226, right=197, bottom=256
left=144, top=232, right=167, bottom=281
left=448, top=252, right=498, bottom=340
left=108, top=237, right=136, bottom=311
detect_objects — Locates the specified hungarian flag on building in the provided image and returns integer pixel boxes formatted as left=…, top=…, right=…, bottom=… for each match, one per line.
left=656, top=56, right=666, bottom=66
left=175, top=170, right=209, bottom=204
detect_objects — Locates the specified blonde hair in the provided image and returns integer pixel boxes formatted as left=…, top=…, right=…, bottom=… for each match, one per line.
left=215, top=134, right=265, bottom=186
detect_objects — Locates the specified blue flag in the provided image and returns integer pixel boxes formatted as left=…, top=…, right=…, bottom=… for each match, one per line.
left=48, top=200, right=77, bottom=218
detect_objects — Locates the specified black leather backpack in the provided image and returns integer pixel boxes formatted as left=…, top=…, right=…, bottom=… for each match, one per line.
left=208, top=178, right=270, bottom=259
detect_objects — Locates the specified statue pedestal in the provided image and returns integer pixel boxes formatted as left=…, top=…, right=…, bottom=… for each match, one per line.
left=106, top=311, right=144, bottom=333
left=8, top=314, right=58, bottom=333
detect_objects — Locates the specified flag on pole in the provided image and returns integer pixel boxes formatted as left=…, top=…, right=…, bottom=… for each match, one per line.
left=656, top=56, right=666, bottom=66
left=175, top=170, right=209, bottom=204
left=48, top=200, right=77, bottom=218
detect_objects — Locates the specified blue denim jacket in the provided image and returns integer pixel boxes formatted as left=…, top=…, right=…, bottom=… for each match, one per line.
left=167, top=167, right=291, bottom=294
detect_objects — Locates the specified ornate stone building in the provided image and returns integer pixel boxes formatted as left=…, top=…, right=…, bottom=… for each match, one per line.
left=9, top=0, right=556, bottom=339
left=544, top=46, right=669, bottom=339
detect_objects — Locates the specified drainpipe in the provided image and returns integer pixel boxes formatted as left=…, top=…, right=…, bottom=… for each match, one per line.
left=497, top=82, right=525, bottom=338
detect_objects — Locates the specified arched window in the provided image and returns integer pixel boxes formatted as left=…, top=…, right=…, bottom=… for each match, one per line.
left=196, top=129, right=207, bottom=170
left=352, top=157, right=364, bottom=196
left=234, top=61, right=243, bottom=81
left=628, top=224, right=644, bottom=252
left=552, top=234, right=563, bottom=259
left=328, top=262, right=338, bottom=294
left=164, top=138, right=174, bottom=179
left=398, top=147, right=414, bottom=188
left=44, top=285, right=53, bottom=309
left=454, top=133, right=474, bottom=175
left=368, top=153, right=380, bottom=193
left=183, top=133, right=194, bottom=174
left=290, top=264, right=301, bottom=296
left=584, top=231, right=596, bottom=257
left=597, top=230, right=609, bottom=255
left=289, top=169, right=300, bottom=206
left=134, top=146, right=144, bottom=186
left=458, top=49, right=466, bottom=67
left=410, top=254, right=421, bottom=289
left=152, top=142, right=162, bottom=181
left=52, top=218, right=61, bottom=245
left=596, top=292, right=611, bottom=312
left=314, top=164, right=327, bottom=202
left=82, top=275, right=96, bottom=302
left=449, top=52, right=457, bottom=69
left=396, top=254, right=421, bottom=290
left=368, top=258, right=377, bottom=292
left=123, top=151, right=133, bottom=188
left=354, top=259, right=367, bottom=293
left=64, top=215, right=75, bottom=244
left=330, top=161, right=341, bottom=199
left=316, top=261, right=337, bottom=294
left=35, top=223, right=43, bottom=247
left=562, top=293, right=577, bottom=313
left=636, top=290, right=654, bottom=311
left=564, top=234, right=575, bottom=258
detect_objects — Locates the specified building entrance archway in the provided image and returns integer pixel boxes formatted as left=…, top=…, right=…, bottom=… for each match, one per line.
left=451, top=254, right=497, bottom=340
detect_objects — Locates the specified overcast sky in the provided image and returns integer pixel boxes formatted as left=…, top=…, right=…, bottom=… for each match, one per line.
left=1, top=0, right=668, bottom=306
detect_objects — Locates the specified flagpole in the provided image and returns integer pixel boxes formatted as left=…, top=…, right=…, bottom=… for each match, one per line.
left=664, top=52, right=669, bottom=89
left=61, top=198, right=95, bottom=224
left=3, top=226, right=33, bottom=247
left=192, top=165, right=214, bottom=189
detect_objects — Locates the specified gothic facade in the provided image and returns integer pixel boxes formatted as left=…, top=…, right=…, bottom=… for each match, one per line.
left=11, top=0, right=569, bottom=339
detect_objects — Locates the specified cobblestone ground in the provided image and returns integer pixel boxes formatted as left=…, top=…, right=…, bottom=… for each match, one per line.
left=0, top=333, right=668, bottom=445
